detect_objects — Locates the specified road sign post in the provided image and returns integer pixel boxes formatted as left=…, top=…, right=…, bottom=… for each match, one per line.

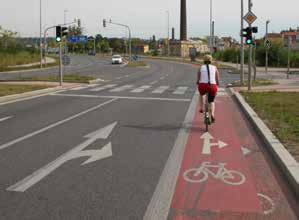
left=59, top=42, right=63, bottom=86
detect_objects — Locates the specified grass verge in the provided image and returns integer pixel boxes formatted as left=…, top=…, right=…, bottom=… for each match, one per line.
left=7, top=74, right=96, bottom=83
left=241, top=91, right=299, bottom=162
left=290, top=71, right=299, bottom=75
left=231, top=78, right=277, bottom=87
left=0, top=84, right=50, bottom=97
left=127, top=61, right=148, bottom=67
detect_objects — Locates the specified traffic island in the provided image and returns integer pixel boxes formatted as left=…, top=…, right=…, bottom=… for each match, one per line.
left=230, top=78, right=278, bottom=87
left=230, top=88, right=299, bottom=198
left=127, top=60, right=148, bottom=68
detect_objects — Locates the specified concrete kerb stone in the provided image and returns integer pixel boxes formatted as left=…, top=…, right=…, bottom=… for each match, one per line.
left=229, top=88, right=299, bottom=198
left=0, top=85, right=80, bottom=105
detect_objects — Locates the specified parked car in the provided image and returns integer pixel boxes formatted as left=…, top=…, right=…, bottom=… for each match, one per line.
left=112, top=55, right=123, bottom=64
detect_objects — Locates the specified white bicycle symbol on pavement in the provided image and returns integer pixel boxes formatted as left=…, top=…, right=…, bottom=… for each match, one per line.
left=183, top=162, right=246, bottom=185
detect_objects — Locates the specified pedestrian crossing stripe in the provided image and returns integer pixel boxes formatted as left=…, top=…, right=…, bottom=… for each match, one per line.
left=68, top=84, right=227, bottom=96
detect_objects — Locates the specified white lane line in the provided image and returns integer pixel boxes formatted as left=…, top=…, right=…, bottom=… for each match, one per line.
left=89, top=84, right=117, bottom=92
left=149, top=81, right=159, bottom=85
left=173, top=87, right=188, bottom=95
left=51, top=93, right=190, bottom=102
left=110, top=85, right=133, bottom=92
left=152, top=86, right=170, bottom=94
left=125, top=75, right=130, bottom=77
left=130, top=85, right=151, bottom=93
left=0, top=116, right=13, bottom=122
left=160, top=76, right=165, bottom=80
left=116, top=77, right=122, bottom=79
left=143, top=92, right=198, bottom=220
left=0, top=98, right=117, bottom=151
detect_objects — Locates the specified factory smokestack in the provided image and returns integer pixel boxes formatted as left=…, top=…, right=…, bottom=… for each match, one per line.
left=180, top=0, right=187, bottom=41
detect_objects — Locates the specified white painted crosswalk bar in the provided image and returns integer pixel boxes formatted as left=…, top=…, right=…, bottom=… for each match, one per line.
left=173, top=87, right=188, bottom=95
left=110, top=85, right=133, bottom=92
left=131, top=85, right=151, bottom=93
left=69, top=86, right=87, bottom=91
left=90, top=84, right=117, bottom=92
left=152, top=86, right=170, bottom=94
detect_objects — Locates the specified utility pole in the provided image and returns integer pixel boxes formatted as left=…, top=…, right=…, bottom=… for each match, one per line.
left=40, top=0, right=42, bottom=68
left=240, top=0, right=244, bottom=84
left=265, top=20, right=270, bottom=74
left=247, top=0, right=253, bottom=91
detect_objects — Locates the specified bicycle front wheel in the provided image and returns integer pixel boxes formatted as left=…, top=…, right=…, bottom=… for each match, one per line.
left=183, top=168, right=208, bottom=183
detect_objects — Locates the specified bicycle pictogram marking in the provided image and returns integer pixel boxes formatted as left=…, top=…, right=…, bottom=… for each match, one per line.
left=183, top=162, right=246, bottom=185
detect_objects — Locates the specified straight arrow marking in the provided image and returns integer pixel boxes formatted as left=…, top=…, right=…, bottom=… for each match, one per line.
left=7, top=122, right=117, bottom=192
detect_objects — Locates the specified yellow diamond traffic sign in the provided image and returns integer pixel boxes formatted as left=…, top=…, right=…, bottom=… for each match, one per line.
left=244, top=11, right=257, bottom=25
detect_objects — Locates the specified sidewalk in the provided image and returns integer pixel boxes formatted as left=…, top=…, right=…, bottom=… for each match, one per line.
left=167, top=91, right=298, bottom=219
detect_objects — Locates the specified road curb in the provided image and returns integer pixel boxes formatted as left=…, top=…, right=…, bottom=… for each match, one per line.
left=229, top=88, right=299, bottom=198
left=0, top=85, right=77, bottom=105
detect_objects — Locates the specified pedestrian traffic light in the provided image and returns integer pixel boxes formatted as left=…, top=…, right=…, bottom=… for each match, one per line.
left=103, top=19, right=106, bottom=28
left=56, top=26, right=62, bottom=42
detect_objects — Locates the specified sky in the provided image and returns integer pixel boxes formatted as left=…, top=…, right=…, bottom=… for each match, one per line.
left=1, top=0, right=298, bottom=41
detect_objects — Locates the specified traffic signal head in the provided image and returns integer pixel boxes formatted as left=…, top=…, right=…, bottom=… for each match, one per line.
left=103, top=19, right=106, bottom=28
left=241, top=27, right=253, bottom=45
left=61, top=27, right=68, bottom=37
left=56, top=26, right=62, bottom=42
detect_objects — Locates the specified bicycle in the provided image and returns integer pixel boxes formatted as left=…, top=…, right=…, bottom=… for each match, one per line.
left=204, top=92, right=211, bottom=132
left=183, top=162, right=246, bottom=185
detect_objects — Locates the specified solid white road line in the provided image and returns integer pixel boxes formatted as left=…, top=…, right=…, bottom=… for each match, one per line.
left=89, top=84, right=117, bottom=92
left=152, top=86, right=170, bottom=94
left=51, top=93, right=191, bottom=102
left=143, top=92, right=198, bottom=220
left=0, top=98, right=117, bottom=151
left=69, top=86, right=87, bottom=91
left=0, top=116, right=13, bottom=122
left=110, top=85, right=133, bottom=92
left=173, top=86, right=188, bottom=95
left=130, top=85, right=151, bottom=93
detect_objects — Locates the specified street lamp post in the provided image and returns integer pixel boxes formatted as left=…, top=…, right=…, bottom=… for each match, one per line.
left=166, top=11, right=170, bottom=56
left=210, top=0, right=213, bottom=54
left=265, top=20, right=270, bottom=74
left=40, top=0, right=42, bottom=68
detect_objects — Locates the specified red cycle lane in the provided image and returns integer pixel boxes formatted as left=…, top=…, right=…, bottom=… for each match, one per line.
left=168, top=95, right=298, bottom=220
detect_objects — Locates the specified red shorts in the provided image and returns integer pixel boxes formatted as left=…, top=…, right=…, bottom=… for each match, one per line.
left=198, top=83, right=218, bottom=96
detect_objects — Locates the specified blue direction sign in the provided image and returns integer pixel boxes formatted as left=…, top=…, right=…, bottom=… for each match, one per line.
left=69, top=35, right=88, bottom=43
left=69, top=36, right=78, bottom=43
left=77, top=35, right=88, bottom=43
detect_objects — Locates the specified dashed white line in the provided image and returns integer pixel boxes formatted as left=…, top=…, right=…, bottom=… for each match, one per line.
left=0, top=116, right=13, bottom=122
left=149, top=81, right=159, bottom=85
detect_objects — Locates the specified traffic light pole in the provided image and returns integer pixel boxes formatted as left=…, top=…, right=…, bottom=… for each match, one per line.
left=247, top=0, right=252, bottom=91
left=59, top=42, right=63, bottom=86
left=240, top=0, right=244, bottom=85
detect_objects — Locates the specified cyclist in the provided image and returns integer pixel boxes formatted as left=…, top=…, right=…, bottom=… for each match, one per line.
left=196, top=55, right=220, bottom=123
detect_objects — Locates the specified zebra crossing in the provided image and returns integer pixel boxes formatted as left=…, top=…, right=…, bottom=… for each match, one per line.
left=67, top=84, right=227, bottom=96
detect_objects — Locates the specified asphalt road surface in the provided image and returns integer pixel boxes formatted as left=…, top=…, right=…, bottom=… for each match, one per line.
left=0, top=56, right=297, bottom=220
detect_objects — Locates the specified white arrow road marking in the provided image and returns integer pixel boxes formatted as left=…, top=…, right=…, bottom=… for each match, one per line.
left=7, top=122, right=117, bottom=192
left=241, top=146, right=252, bottom=156
left=0, top=116, right=13, bottom=122
left=201, top=132, right=228, bottom=155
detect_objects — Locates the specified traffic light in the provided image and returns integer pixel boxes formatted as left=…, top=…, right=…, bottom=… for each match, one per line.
left=56, top=26, right=62, bottom=42
left=241, top=27, right=258, bottom=45
left=103, top=19, right=106, bottom=28
left=56, top=26, right=68, bottom=42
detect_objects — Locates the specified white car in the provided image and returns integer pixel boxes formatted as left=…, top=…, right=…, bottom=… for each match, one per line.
left=111, top=55, right=123, bottom=64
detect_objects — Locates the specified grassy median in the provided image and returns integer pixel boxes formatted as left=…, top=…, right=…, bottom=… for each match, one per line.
left=9, top=74, right=96, bottom=83
left=0, top=84, right=50, bottom=97
left=231, top=78, right=277, bottom=87
left=241, top=91, right=299, bottom=161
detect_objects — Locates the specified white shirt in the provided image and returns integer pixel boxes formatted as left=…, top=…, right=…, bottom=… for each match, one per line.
left=200, top=64, right=217, bottom=84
